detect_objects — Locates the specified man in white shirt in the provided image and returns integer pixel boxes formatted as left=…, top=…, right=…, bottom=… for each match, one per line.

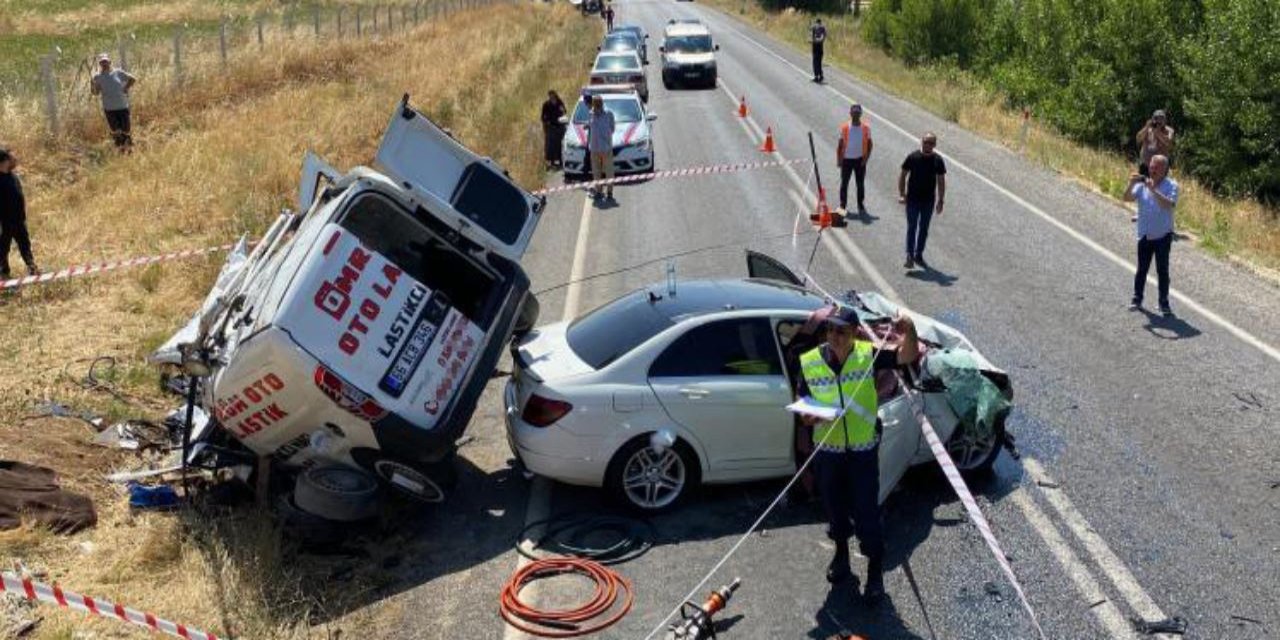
left=90, top=54, right=137, bottom=152
left=587, top=95, right=616, bottom=202
left=836, top=103, right=873, bottom=215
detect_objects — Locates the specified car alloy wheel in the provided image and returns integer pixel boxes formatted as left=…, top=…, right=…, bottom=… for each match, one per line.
left=945, top=417, right=1005, bottom=473
left=622, top=446, right=686, bottom=510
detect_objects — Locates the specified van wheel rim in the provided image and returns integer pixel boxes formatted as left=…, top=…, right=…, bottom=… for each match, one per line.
left=623, top=448, right=684, bottom=509
left=946, top=427, right=999, bottom=470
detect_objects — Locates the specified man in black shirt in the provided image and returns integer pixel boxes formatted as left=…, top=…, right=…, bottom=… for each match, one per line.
left=897, top=132, right=947, bottom=269
left=810, top=19, right=827, bottom=83
left=0, top=149, right=38, bottom=280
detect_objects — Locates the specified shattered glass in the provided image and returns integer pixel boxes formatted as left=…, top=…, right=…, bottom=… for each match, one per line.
left=924, top=348, right=1011, bottom=441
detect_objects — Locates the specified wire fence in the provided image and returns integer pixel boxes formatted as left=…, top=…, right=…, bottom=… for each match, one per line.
left=21, top=0, right=511, bottom=138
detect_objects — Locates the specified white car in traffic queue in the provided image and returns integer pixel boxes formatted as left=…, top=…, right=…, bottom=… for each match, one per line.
left=660, top=20, right=719, bottom=89
left=561, top=86, right=657, bottom=178
left=590, top=51, right=648, bottom=102
left=504, top=252, right=1013, bottom=512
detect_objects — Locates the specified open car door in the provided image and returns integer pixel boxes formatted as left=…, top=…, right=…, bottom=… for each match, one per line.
left=375, top=96, right=543, bottom=262
left=746, top=250, right=805, bottom=286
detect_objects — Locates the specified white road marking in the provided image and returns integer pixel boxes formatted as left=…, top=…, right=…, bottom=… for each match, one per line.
left=1010, top=490, right=1139, bottom=639
left=502, top=195, right=594, bottom=640
left=1024, top=459, right=1176, bottom=638
left=707, top=8, right=1280, bottom=366
left=712, top=37, right=1174, bottom=634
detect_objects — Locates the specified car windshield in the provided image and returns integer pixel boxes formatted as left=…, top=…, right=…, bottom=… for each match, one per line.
left=567, top=290, right=674, bottom=369
left=571, top=98, right=643, bottom=124
left=594, top=55, right=640, bottom=72
left=614, top=27, right=642, bottom=39
left=665, top=35, right=712, bottom=53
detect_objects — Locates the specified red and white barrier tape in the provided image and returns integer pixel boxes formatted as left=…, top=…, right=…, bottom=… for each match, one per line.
left=530, top=157, right=811, bottom=196
left=1, top=571, right=224, bottom=640
left=912, top=406, right=1046, bottom=639
left=0, top=244, right=236, bottom=292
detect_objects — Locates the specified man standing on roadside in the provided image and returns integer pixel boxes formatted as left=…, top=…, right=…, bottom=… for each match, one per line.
left=90, top=53, right=137, bottom=152
left=810, top=18, right=827, bottom=83
left=1135, top=109, right=1174, bottom=176
left=0, top=149, right=39, bottom=280
left=836, top=103, right=872, bottom=216
left=587, top=95, right=616, bottom=202
left=1124, top=155, right=1178, bottom=316
left=602, top=2, right=615, bottom=31
left=897, top=132, right=947, bottom=269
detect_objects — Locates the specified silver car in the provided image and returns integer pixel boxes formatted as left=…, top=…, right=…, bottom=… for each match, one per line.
left=505, top=252, right=1013, bottom=512
left=590, top=52, right=648, bottom=102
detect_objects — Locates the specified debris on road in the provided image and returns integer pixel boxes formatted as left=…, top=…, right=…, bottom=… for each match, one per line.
left=24, top=400, right=103, bottom=431
left=1229, top=613, right=1263, bottom=626
left=1035, top=479, right=1060, bottom=489
left=1131, top=616, right=1188, bottom=635
left=517, top=514, right=655, bottom=565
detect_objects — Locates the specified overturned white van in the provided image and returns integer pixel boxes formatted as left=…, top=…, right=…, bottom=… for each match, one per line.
left=154, top=97, right=543, bottom=511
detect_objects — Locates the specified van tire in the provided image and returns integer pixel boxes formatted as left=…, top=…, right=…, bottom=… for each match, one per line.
left=293, top=465, right=380, bottom=522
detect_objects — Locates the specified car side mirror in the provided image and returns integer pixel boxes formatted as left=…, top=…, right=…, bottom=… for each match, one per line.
left=714, top=44, right=720, bottom=51
left=658, top=45, right=665, bottom=53
left=647, top=113, right=657, bottom=121
left=557, top=115, right=569, bottom=125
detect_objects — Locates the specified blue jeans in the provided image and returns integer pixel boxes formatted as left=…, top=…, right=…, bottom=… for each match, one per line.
left=905, top=200, right=934, bottom=259
left=814, top=447, right=884, bottom=561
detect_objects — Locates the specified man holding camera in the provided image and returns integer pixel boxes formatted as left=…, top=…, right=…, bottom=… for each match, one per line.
left=1123, top=155, right=1178, bottom=317
left=1135, top=110, right=1175, bottom=177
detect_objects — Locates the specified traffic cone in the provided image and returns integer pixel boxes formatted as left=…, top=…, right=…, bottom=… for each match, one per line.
left=737, top=96, right=748, bottom=118
left=760, top=127, right=776, bottom=153
left=810, top=187, right=833, bottom=228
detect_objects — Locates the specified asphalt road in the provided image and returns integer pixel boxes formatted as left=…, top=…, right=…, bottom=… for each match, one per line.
left=385, top=2, right=1280, bottom=639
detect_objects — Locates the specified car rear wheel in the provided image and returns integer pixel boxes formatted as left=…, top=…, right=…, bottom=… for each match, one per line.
left=946, top=415, right=1005, bottom=476
left=606, top=435, right=700, bottom=513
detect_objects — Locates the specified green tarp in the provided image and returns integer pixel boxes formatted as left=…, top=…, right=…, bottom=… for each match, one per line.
left=924, top=348, right=1011, bottom=441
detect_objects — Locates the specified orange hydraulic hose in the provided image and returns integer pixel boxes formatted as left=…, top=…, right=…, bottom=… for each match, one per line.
left=499, top=557, right=634, bottom=638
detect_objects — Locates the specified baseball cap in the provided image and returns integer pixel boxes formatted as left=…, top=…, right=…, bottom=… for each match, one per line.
left=825, top=307, right=860, bottom=329
left=97, top=53, right=110, bottom=63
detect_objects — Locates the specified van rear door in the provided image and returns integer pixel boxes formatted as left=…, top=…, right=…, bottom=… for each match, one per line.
left=374, top=96, right=543, bottom=262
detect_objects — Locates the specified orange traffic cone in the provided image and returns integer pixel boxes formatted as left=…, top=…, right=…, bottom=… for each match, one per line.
left=810, top=186, right=833, bottom=228
left=737, top=96, right=748, bottom=118
left=760, top=127, right=776, bottom=153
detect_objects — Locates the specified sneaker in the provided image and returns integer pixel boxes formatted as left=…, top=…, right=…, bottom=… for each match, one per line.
left=904, top=257, right=915, bottom=269
left=1129, top=299, right=1142, bottom=311
left=863, top=558, right=885, bottom=601
left=858, top=205, right=868, bottom=216
left=26, top=264, right=39, bottom=276
left=1159, top=304, right=1174, bottom=317
left=913, top=255, right=928, bottom=269
left=826, top=558, right=852, bottom=584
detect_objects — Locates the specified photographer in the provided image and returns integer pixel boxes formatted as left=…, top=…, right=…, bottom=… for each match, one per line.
left=1123, top=155, right=1178, bottom=317
left=1135, top=109, right=1175, bottom=176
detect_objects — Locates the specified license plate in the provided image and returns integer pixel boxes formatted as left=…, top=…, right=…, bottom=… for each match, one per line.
left=608, top=75, right=624, bottom=83
left=683, top=71, right=701, bottom=78
left=379, top=291, right=451, bottom=397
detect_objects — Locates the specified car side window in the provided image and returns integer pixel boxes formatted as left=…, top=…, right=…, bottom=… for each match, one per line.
left=649, top=318, right=782, bottom=378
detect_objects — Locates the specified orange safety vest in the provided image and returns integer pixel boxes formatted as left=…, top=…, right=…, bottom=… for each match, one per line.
left=838, top=121, right=872, bottom=162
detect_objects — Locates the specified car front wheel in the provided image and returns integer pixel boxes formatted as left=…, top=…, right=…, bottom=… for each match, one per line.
left=946, top=415, right=1006, bottom=476
left=606, top=435, right=700, bottom=513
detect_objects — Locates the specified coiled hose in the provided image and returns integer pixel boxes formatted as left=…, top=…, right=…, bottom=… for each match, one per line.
left=499, top=556, right=633, bottom=637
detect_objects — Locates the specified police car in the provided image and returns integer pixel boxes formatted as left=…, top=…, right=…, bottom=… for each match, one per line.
left=561, top=86, right=658, bottom=178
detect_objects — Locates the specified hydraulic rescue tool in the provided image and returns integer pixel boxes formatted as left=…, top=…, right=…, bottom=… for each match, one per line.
left=667, top=578, right=742, bottom=639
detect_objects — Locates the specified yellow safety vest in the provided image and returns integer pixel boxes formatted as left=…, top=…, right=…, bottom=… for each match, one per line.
left=800, top=343, right=879, bottom=450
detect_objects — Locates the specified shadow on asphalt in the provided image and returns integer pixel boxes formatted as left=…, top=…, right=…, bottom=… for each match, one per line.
left=1138, top=308, right=1201, bottom=340
left=810, top=585, right=927, bottom=640
left=187, top=454, right=528, bottom=627
left=905, top=265, right=959, bottom=287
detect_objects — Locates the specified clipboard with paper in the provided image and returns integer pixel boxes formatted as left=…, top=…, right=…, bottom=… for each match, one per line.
left=785, top=396, right=844, bottom=421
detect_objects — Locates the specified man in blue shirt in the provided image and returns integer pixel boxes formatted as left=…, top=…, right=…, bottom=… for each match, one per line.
left=1123, top=154, right=1178, bottom=316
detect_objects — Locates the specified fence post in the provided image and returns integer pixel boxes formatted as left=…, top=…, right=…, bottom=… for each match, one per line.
left=387, top=4, right=394, bottom=32
left=173, top=28, right=184, bottom=89
left=313, top=5, right=321, bottom=37
left=356, top=6, right=363, bottom=36
left=372, top=5, right=379, bottom=32
left=257, top=15, right=264, bottom=48
left=40, top=55, right=59, bottom=136
left=414, top=2, right=420, bottom=25
left=219, top=18, right=228, bottom=70
left=338, top=7, right=344, bottom=38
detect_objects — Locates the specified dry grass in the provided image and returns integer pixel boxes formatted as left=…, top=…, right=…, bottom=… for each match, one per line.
left=708, top=1, right=1280, bottom=275
left=0, top=3, right=597, bottom=638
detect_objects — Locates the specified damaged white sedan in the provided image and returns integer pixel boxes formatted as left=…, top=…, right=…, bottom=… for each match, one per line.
left=505, top=252, right=1012, bottom=512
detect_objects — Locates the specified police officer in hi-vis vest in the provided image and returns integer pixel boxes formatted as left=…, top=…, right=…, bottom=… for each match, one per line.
left=797, top=306, right=918, bottom=600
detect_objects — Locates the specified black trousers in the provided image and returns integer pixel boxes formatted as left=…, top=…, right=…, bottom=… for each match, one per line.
left=812, top=43, right=824, bottom=79
left=0, top=216, right=35, bottom=275
left=104, top=109, right=132, bottom=149
left=814, top=447, right=884, bottom=561
left=1134, top=232, right=1173, bottom=307
left=543, top=124, right=565, bottom=164
left=839, top=157, right=866, bottom=210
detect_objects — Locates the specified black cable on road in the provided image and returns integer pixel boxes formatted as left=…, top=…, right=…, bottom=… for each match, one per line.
left=516, top=514, right=656, bottom=566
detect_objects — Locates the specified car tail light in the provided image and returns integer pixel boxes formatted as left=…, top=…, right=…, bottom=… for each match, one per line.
left=629, top=75, right=643, bottom=84
left=590, top=76, right=603, bottom=84
left=522, top=394, right=573, bottom=427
